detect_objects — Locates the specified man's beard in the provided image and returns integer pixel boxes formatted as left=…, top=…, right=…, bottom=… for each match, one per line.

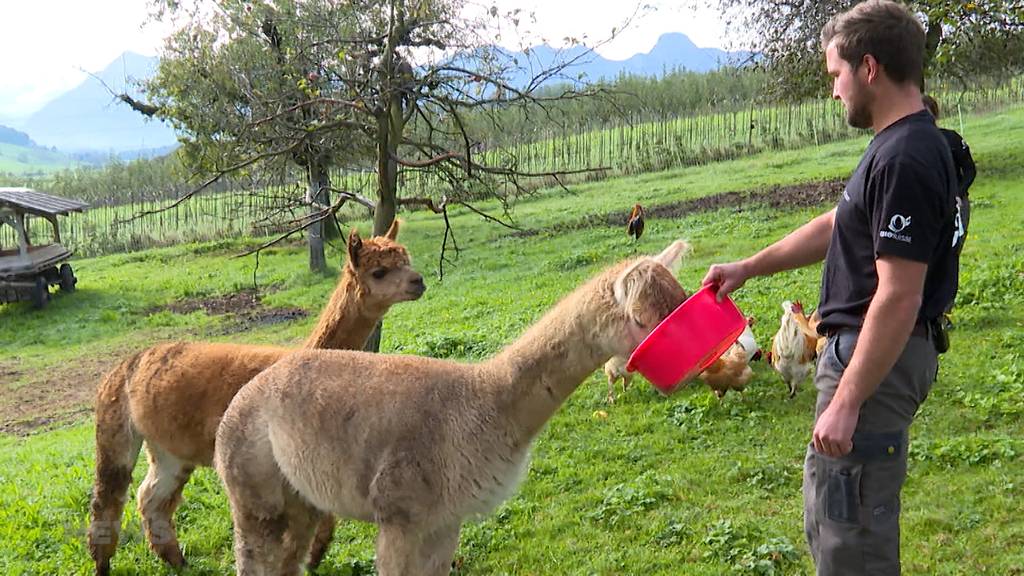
left=845, top=86, right=874, bottom=129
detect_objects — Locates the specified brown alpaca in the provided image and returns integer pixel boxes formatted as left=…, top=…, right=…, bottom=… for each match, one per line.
left=213, top=240, right=690, bottom=576
left=87, top=221, right=424, bottom=576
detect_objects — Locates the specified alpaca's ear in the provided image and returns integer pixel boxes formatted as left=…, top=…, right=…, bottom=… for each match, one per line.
left=613, top=260, right=655, bottom=325
left=653, top=240, right=690, bottom=274
left=384, top=219, right=401, bottom=240
left=614, top=259, right=686, bottom=329
left=347, top=229, right=363, bottom=268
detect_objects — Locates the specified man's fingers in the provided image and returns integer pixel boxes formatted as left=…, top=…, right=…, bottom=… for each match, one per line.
left=838, top=440, right=853, bottom=456
left=701, top=267, right=720, bottom=287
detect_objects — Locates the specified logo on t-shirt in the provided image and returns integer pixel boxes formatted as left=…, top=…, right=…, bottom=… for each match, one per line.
left=888, top=214, right=911, bottom=232
left=881, top=214, right=912, bottom=243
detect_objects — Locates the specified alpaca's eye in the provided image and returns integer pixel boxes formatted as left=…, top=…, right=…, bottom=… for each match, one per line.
left=371, top=268, right=389, bottom=279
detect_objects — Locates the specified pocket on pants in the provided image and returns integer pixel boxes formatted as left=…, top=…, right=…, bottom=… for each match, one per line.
left=825, top=461, right=862, bottom=525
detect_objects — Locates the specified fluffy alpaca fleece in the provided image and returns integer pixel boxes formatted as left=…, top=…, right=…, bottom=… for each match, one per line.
left=87, top=221, right=424, bottom=576
left=213, top=240, right=690, bottom=576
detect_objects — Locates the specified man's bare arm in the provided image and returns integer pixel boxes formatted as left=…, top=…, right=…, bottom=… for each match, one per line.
left=703, top=208, right=835, bottom=298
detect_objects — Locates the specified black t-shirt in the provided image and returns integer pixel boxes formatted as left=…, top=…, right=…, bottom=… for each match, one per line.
left=817, top=110, right=959, bottom=334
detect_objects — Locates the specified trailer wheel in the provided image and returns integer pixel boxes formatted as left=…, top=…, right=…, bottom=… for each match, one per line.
left=44, top=266, right=60, bottom=283
left=59, top=263, right=77, bottom=292
left=32, top=276, right=50, bottom=309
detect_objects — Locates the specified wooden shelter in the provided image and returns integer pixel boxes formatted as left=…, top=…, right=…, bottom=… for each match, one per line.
left=0, top=187, right=88, bottom=308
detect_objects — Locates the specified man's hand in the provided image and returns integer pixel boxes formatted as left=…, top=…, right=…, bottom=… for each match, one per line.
left=702, top=261, right=750, bottom=302
left=812, top=400, right=859, bottom=457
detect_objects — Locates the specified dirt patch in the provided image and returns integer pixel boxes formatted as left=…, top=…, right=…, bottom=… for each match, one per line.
left=513, top=179, right=846, bottom=238
left=0, top=350, right=124, bottom=436
left=1, top=290, right=309, bottom=436
left=154, top=288, right=308, bottom=334
left=0, top=360, right=21, bottom=382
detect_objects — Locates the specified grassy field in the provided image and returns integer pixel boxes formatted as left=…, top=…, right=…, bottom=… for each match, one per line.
left=0, top=142, right=80, bottom=175
left=0, top=106, right=1022, bottom=575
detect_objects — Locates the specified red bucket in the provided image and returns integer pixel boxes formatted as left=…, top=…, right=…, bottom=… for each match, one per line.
left=626, top=284, right=746, bottom=394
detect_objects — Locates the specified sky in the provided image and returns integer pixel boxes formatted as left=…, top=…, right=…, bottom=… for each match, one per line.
left=0, top=0, right=728, bottom=123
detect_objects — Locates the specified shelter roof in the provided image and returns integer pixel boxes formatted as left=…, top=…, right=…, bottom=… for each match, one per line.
left=0, top=187, right=89, bottom=217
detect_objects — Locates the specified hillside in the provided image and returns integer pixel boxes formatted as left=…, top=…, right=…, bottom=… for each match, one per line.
left=0, top=141, right=79, bottom=175
left=0, top=105, right=1021, bottom=574
left=0, top=125, right=34, bottom=147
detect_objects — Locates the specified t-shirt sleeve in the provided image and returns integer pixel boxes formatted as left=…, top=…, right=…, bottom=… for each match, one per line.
left=866, top=159, right=949, bottom=262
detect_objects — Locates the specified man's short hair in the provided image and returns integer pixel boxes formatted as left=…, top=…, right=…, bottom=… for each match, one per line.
left=821, top=0, right=926, bottom=88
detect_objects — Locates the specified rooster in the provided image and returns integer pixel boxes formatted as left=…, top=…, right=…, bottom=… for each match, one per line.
left=603, top=355, right=634, bottom=404
left=767, top=300, right=820, bottom=398
left=697, top=316, right=761, bottom=398
left=627, top=204, right=645, bottom=242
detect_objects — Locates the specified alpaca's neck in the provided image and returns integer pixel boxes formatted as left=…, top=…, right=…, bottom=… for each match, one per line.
left=485, top=289, right=613, bottom=441
left=303, top=272, right=384, bottom=350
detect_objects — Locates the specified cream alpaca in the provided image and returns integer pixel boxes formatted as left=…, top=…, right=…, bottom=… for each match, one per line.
left=214, top=240, right=690, bottom=576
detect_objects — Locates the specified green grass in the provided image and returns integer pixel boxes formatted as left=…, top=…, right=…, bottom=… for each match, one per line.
left=1, top=106, right=1023, bottom=575
left=0, top=142, right=79, bottom=175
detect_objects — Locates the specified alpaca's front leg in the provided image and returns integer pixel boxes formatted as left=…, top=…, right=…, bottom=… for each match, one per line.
left=375, top=522, right=461, bottom=576
left=230, top=507, right=289, bottom=576
left=306, top=513, right=336, bottom=569
left=279, top=494, right=324, bottom=573
left=421, top=523, right=461, bottom=576
left=375, top=524, right=419, bottom=576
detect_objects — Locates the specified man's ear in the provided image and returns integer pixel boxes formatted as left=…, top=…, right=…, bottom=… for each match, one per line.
left=384, top=219, right=400, bottom=240
left=862, top=53, right=879, bottom=83
left=347, top=228, right=362, bottom=268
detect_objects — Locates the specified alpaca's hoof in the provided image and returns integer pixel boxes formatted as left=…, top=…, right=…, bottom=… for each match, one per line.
left=157, top=546, right=187, bottom=569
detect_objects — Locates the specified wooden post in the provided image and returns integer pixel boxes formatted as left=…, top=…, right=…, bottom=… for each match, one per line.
left=45, top=215, right=61, bottom=245
left=15, top=212, right=29, bottom=257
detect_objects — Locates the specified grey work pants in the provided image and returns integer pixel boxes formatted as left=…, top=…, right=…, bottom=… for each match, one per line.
left=803, top=329, right=938, bottom=576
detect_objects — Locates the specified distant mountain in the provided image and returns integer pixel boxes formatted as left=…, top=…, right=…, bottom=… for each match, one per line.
left=615, top=33, right=745, bottom=75
left=500, top=33, right=749, bottom=86
left=0, top=125, right=35, bottom=147
left=68, top=145, right=180, bottom=164
left=19, top=34, right=740, bottom=155
left=22, top=52, right=178, bottom=153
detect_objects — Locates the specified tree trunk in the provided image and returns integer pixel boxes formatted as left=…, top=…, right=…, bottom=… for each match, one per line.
left=924, top=15, right=943, bottom=84
left=307, top=158, right=330, bottom=273
left=364, top=321, right=383, bottom=354
left=373, top=110, right=401, bottom=237
left=365, top=76, right=407, bottom=353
